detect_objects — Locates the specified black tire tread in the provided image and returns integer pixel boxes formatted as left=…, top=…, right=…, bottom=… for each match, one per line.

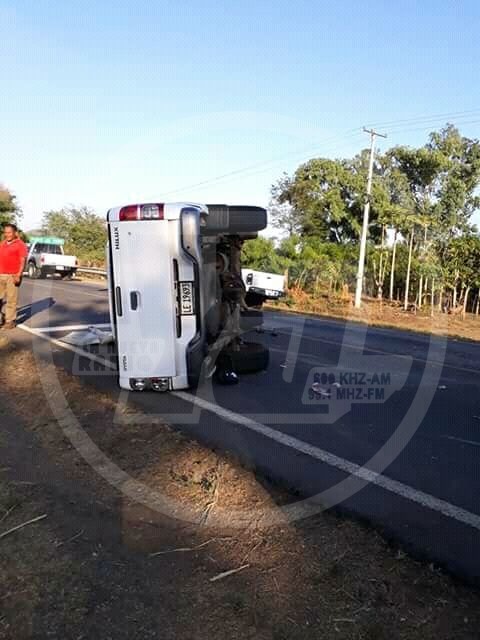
left=224, top=341, right=269, bottom=374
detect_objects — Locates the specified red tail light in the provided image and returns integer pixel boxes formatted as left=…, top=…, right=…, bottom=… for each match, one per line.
left=119, top=205, right=138, bottom=221
left=40, top=256, right=45, bottom=264
left=119, top=203, right=164, bottom=221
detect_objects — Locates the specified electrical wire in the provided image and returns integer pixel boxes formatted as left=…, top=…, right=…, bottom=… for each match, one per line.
left=366, top=107, right=480, bottom=129
left=157, top=108, right=480, bottom=198
left=158, top=128, right=364, bottom=198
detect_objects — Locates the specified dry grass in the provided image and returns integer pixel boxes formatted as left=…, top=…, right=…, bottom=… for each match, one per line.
left=268, top=287, right=480, bottom=342
left=0, top=337, right=480, bottom=639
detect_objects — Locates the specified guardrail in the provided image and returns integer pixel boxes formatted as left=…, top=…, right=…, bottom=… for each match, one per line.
left=76, top=267, right=107, bottom=277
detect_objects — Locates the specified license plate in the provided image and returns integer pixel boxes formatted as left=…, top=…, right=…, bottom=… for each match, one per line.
left=179, top=282, right=195, bottom=315
left=266, top=289, right=278, bottom=297
left=57, top=266, right=64, bottom=271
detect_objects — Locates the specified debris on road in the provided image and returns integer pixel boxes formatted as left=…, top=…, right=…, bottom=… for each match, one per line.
left=209, top=563, right=250, bottom=583
left=256, top=326, right=279, bottom=337
left=61, top=326, right=114, bottom=346
left=310, top=382, right=331, bottom=398
left=0, top=513, right=47, bottom=540
left=150, top=538, right=219, bottom=557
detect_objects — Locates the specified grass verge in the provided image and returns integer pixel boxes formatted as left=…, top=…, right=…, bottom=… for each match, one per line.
left=267, top=288, right=480, bottom=343
left=0, top=335, right=479, bottom=639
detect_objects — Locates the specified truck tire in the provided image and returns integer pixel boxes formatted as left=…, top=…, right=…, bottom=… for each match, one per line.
left=203, top=205, right=267, bottom=234
left=245, top=291, right=266, bottom=308
left=223, top=341, right=269, bottom=374
left=27, top=262, right=39, bottom=279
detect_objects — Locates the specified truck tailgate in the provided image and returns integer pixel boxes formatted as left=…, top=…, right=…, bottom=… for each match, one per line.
left=111, top=220, right=177, bottom=379
left=41, top=254, right=77, bottom=268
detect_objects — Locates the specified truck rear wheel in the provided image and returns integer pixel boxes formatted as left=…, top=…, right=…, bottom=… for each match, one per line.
left=245, top=291, right=266, bottom=308
left=27, top=262, right=39, bottom=279
left=223, top=341, right=269, bottom=374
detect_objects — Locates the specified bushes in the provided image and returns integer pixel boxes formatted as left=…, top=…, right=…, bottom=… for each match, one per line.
left=41, top=206, right=107, bottom=265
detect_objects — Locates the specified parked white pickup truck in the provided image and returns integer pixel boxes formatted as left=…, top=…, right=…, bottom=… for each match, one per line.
left=26, top=237, right=78, bottom=279
left=242, top=269, right=285, bottom=306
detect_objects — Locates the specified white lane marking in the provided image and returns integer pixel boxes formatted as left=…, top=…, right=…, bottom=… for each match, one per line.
left=23, top=280, right=105, bottom=299
left=174, top=390, right=480, bottom=532
left=18, top=324, right=117, bottom=370
left=31, top=323, right=112, bottom=333
left=443, top=435, right=480, bottom=447
left=18, top=322, right=480, bottom=532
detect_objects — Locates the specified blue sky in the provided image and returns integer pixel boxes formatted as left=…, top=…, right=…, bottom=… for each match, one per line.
left=1, top=0, right=480, bottom=230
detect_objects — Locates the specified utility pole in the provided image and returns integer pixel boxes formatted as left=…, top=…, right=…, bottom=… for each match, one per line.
left=354, top=127, right=387, bottom=309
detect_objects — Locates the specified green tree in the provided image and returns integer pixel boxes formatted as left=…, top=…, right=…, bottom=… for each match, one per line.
left=269, top=125, right=480, bottom=312
left=271, top=157, right=365, bottom=242
left=0, top=184, right=21, bottom=228
left=241, top=236, right=286, bottom=273
left=41, top=206, right=106, bottom=264
left=429, top=125, right=480, bottom=245
left=271, top=149, right=408, bottom=250
left=443, top=234, right=480, bottom=314
left=388, top=143, right=444, bottom=308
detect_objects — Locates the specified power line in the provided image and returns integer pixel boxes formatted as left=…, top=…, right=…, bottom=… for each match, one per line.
left=160, top=133, right=366, bottom=196
left=158, top=128, right=363, bottom=198
left=385, top=118, right=480, bottom=138
left=158, top=108, right=480, bottom=199
left=366, top=107, right=480, bottom=128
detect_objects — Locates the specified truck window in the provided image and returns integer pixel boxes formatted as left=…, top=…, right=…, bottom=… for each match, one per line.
left=40, top=244, right=62, bottom=254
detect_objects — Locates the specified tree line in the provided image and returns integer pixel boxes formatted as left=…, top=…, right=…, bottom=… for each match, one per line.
left=243, top=124, right=480, bottom=315
left=39, top=207, right=107, bottom=265
left=2, top=123, right=480, bottom=311
left=0, top=191, right=107, bottom=266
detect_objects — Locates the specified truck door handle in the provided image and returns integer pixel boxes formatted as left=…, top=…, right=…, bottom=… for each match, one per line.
left=115, top=287, right=123, bottom=317
left=130, top=291, right=140, bottom=311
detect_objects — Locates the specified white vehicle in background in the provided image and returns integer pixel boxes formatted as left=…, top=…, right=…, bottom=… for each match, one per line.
left=26, top=236, right=78, bottom=279
left=106, top=202, right=270, bottom=392
left=242, top=269, right=285, bottom=306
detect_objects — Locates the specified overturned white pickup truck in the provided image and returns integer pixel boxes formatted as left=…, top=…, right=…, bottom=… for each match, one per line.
left=106, top=202, right=270, bottom=392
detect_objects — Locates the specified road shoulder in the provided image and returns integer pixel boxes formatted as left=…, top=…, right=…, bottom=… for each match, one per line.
left=1, top=334, right=480, bottom=639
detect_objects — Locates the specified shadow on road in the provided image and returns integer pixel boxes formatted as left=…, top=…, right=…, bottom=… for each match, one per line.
left=16, top=297, right=56, bottom=324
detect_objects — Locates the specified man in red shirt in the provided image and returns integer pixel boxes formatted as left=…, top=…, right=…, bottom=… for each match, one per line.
left=0, top=223, right=28, bottom=329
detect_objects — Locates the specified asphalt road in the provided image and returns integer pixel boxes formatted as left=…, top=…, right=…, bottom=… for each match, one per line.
left=12, top=276, right=480, bottom=582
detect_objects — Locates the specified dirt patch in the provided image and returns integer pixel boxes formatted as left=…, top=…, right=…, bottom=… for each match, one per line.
left=1, top=337, right=480, bottom=639
left=268, top=289, right=480, bottom=342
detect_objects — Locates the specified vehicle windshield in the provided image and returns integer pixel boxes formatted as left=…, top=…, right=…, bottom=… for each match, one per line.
left=36, top=243, right=63, bottom=254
